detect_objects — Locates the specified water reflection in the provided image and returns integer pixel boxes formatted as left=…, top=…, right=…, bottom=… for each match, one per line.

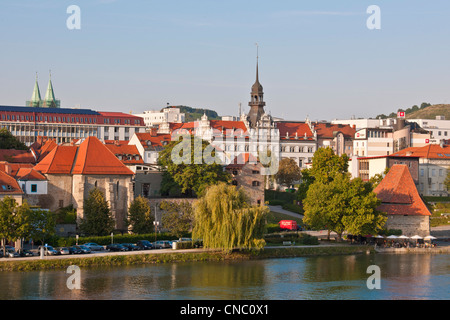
left=0, top=254, right=448, bottom=300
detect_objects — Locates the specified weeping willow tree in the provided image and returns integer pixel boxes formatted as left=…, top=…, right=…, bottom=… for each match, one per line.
left=192, top=182, right=268, bottom=253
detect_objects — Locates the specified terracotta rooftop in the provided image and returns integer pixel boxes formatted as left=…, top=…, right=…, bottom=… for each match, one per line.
left=0, top=149, right=36, bottom=163
left=313, top=122, right=356, bottom=138
left=374, top=164, right=431, bottom=216
left=0, top=170, right=23, bottom=195
left=0, top=162, right=34, bottom=176
left=104, top=143, right=144, bottom=165
left=134, top=132, right=172, bottom=149
left=15, top=168, right=47, bottom=181
left=390, top=144, right=450, bottom=160
left=276, top=122, right=314, bottom=140
left=34, top=137, right=133, bottom=175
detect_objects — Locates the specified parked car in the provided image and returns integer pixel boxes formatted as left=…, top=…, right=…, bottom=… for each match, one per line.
left=18, top=249, right=35, bottom=257
left=82, top=243, right=104, bottom=251
left=69, top=246, right=83, bottom=254
left=136, top=240, right=153, bottom=250
left=5, top=248, right=20, bottom=258
left=121, top=243, right=139, bottom=251
left=59, top=247, right=70, bottom=255
left=38, top=245, right=59, bottom=256
left=106, top=243, right=127, bottom=252
left=154, top=240, right=172, bottom=249
left=77, top=245, right=92, bottom=254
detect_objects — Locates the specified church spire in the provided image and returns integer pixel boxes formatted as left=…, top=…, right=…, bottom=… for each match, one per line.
left=43, top=71, right=60, bottom=108
left=30, top=72, right=42, bottom=107
left=247, top=43, right=265, bottom=128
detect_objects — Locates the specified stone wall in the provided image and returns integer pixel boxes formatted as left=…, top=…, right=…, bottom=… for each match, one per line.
left=386, top=215, right=430, bottom=237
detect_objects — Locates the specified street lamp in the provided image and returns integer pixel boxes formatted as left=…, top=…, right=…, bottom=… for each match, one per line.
left=153, top=221, right=159, bottom=242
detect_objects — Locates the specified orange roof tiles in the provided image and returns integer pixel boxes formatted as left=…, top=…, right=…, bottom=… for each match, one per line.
left=276, top=122, right=314, bottom=140
left=390, top=144, right=450, bottom=159
left=15, top=168, right=47, bottom=181
left=0, top=162, right=34, bottom=176
left=33, top=146, right=78, bottom=174
left=71, top=137, right=134, bottom=175
left=0, top=170, right=23, bottom=194
left=313, top=122, right=356, bottom=138
left=0, top=149, right=36, bottom=163
left=34, top=137, right=133, bottom=175
left=374, top=164, right=431, bottom=216
left=135, top=132, right=171, bottom=148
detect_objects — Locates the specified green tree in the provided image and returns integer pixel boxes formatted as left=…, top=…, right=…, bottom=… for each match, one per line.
left=0, top=128, right=28, bottom=150
left=29, top=209, right=56, bottom=246
left=126, top=196, right=154, bottom=234
left=295, top=168, right=315, bottom=203
left=158, top=135, right=231, bottom=197
left=192, top=183, right=268, bottom=252
left=0, top=197, right=33, bottom=255
left=309, top=147, right=349, bottom=183
left=445, top=168, right=450, bottom=191
left=78, top=188, right=115, bottom=236
left=275, top=158, right=301, bottom=188
left=303, top=174, right=386, bottom=241
left=160, top=200, right=194, bottom=239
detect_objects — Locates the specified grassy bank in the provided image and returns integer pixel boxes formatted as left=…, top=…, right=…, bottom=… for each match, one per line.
left=0, top=245, right=373, bottom=272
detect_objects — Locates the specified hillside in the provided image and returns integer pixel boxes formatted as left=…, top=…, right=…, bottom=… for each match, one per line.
left=163, top=105, right=221, bottom=122
left=405, top=104, right=450, bottom=120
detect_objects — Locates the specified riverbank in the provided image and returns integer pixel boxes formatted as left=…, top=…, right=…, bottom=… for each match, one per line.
left=0, top=244, right=373, bottom=272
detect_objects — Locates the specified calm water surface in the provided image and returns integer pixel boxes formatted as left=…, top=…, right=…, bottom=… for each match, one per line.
left=0, top=254, right=448, bottom=300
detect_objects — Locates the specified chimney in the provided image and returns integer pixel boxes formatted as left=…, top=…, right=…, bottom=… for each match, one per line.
left=352, top=125, right=356, bottom=129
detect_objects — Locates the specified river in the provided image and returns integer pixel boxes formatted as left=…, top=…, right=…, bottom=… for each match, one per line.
left=0, top=253, right=448, bottom=300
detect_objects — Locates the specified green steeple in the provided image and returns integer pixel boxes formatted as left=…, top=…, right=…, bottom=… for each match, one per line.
left=44, top=72, right=56, bottom=107
left=30, top=73, right=42, bottom=107
left=43, top=71, right=60, bottom=108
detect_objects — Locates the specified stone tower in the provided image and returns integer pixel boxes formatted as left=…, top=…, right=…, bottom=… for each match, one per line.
left=247, top=56, right=266, bottom=128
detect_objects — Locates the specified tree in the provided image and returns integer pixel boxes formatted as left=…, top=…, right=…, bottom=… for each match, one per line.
left=29, top=209, right=56, bottom=247
left=192, top=183, right=268, bottom=252
left=158, top=135, right=231, bottom=197
left=303, top=174, right=386, bottom=241
left=0, top=128, right=28, bottom=150
left=78, top=188, right=115, bottom=236
left=309, top=147, right=349, bottom=183
left=445, top=168, right=450, bottom=191
left=126, top=196, right=154, bottom=234
left=295, top=168, right=315, bottom=203
left=275, top=158, right=301, bottom=188
left=160, top=200, right=194, bottom=239
left=0, top=197, right=33, bottom=255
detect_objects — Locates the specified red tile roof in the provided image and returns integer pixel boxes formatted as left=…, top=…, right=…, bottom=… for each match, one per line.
left=313, top=122, right=356, bottom=138
left=0, top=162, right=34, bottom=176
left=0, top=149, right=36, bottom=163
left=134, top=132, right=172, bottom=148
left=71, top=137, right=134, bottom=175
left=276, top=122, right=314, bottom=140
left=15, top=168, right=47, bottom=181
left=226, top=153, right=259, bottom=168
left=34, top=137, right=133, bottom=175
left=33, top=146, right=78, bottom=174
left=374, top=164, right=431, bottom=216
left=0, top=170, right=23, bottom=195
left=104, top=143, right=144, bottom=165
left=390, top=144, right=450, bottom=160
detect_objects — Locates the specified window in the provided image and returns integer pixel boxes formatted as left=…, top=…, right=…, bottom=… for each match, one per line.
left=232, top=180, right=238, bottom=186
left=420, top=169, right=424, bottom=177
left=252, top=170, right=260, bottom=174
left=59, top=200, right=64, bottom=208
left=252, top=181, right=260, bottom=187
left=31, top=184, right=37, bottom=193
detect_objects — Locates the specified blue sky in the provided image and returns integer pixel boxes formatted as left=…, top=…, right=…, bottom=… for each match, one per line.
left=1, top=0, right=450, bottom=121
